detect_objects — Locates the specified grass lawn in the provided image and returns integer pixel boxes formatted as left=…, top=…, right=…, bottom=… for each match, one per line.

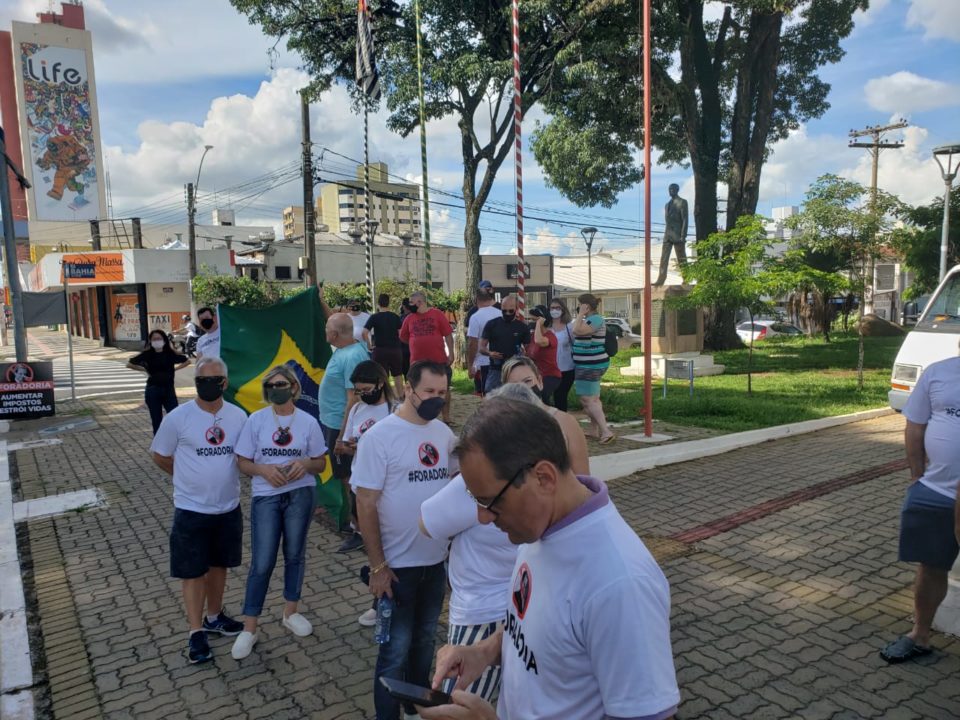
left=452, top=333, right=906, bottom=433
left=601, top=333, right=905, bottom=432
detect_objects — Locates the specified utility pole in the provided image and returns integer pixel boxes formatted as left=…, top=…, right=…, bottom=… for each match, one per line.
left=89, top=220, right=109, bottom=344
left=849, top=120, right=907, bottom=315
left=581, top=226, right=597, bottom=292
left=301, top=90, right=316, bottom=286
left=0, top=127, right=29, bottom=361
left=186, top=181, right=196, bottom=284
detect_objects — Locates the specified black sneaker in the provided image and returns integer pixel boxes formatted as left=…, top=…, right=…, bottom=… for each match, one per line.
left=187, top=631, right=212, bottom=664
left=202, top=612, right=244, bottom=636
left=337, top=532, right=365, bottom=553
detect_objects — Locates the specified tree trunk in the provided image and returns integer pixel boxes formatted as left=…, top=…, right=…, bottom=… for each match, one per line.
left=747, top=307, right=754, bottom=396
left=726, top=11, right=783, bottom=228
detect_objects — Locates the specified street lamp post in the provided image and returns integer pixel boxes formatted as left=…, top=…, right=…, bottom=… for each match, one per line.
left=187, top=144, right=214, bottom=300
left=581, top=226, right=598, bottom=293
left=933, top=143, right=960, bottom=283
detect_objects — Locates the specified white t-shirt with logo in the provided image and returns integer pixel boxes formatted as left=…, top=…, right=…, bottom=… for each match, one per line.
left=498, top=482, right=679, bottom=720
left=352, top=312, right=371, bottom=342
left=468, top=306, right=503, bottom=369
left=903, top=355, right=960, bottom=500
left=420, top=474, right=517, bottom=626
left=234, top=406, right=327, bottom=497
left=351, top=413, right=457, bottom=568
left=150, top=399, right=248, bottom=514
left=344, top=400, right=393, bottom=442
left=196, top=327, right=221, bottom=359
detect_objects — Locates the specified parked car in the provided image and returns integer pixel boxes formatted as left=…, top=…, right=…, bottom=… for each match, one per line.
left=604, top=317, right=642, bottom=348
left=736, top=320, right=803, bottom=343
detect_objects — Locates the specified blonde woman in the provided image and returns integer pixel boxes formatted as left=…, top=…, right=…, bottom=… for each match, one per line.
left=231, top=366, right=328, bottom=660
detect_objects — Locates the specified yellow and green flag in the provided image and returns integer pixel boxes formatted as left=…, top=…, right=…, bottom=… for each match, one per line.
left=220, top=289, right=345, bottom=523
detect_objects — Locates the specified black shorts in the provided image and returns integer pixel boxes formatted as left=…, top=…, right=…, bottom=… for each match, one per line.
left=899, top=482, right=960, bottom=571
left=169, top=506, right=243, bottom=579
left=321, top=422, right=354, bottom=480
left=373, top=346, right=404, bottom=376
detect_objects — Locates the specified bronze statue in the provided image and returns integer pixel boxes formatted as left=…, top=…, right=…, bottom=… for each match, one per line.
left=654, top=183, right=688, bottom=286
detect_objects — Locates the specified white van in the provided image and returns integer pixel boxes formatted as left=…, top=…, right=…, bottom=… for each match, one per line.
left=889, top=264, right=960, bottom=410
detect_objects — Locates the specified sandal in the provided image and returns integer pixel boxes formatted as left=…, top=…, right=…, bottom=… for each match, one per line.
left=598, top=433, right=617, bottom=445
left=880, top=636, right=932, bottom=664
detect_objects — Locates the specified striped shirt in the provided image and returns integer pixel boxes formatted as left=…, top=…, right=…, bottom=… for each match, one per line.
left=572, top=314, right=608, bottom=367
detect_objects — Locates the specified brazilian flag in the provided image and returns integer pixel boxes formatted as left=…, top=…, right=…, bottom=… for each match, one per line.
left=219, top=289, right=345, bottom=524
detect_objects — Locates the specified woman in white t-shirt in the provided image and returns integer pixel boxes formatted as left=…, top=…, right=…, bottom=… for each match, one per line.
left=231, top=366, right=328, bottom=660
left=337, top=360, right=396, bottom=627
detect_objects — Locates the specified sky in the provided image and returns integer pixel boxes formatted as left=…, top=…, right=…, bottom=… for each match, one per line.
left=1, top=0, right=959, bottom=258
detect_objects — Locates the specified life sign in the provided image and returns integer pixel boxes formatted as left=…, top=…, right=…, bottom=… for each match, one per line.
left=0, top=362, right=56, bottom=420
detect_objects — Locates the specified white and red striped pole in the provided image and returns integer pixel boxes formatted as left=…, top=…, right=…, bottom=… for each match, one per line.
left=511, top=0, right=525, bottom=315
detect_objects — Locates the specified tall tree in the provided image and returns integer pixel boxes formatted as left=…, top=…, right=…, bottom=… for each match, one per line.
left=531, top=0, right=866, bottom=348
left=786, top=174, right=902, bottom=389
left=230, top=0, right=639, bottom=294
left=891, top=187, right=960, bottom=298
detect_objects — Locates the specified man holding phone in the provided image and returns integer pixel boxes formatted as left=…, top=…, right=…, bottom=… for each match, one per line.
left=418, top=398, right=679, bottom=720
left=353, top=360, right=458, bottom=720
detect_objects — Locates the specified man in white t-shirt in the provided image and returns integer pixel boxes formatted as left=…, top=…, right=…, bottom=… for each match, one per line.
left=881, top=348, right=960, bottom=664
left=349, top=302, right=371, bottom=342
left=420, top=398, right=680, bottom=720
left=195, top=306, right=221, bottom=359
left=150, top=356, right=248, bottom=665
left=352, top=360, right=458, bottom=720
left=467, top=287, right=502, bottom=397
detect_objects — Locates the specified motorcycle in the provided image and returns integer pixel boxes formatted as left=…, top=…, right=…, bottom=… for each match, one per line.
left=170, top=329, right=200, bottom=358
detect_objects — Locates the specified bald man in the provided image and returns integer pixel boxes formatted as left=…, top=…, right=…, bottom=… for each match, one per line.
left=318, top=311, right=371, bottom=537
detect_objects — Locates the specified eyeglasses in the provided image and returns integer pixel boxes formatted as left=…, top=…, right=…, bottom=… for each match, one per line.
left=465, top=463, right=533, bottom=512
left=264, top=381, right=291, bottom=389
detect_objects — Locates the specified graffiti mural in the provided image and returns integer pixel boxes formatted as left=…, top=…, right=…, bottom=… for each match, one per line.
left=19, top=43, right=99, bottom=221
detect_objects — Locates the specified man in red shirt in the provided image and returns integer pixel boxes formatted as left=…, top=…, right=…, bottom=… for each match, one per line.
left=400, top=291, right=455, bottom=423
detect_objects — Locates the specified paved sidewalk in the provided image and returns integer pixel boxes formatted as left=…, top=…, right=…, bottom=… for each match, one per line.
left=8, top=396, right=960, bottom=718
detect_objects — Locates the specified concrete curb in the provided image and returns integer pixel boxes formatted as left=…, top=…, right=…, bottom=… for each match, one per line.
left=0, top=439, right=35, bottom=718
left=591, top=407, right=895, bottom=482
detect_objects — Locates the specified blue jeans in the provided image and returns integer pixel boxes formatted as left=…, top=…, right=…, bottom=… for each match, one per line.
left=374, top=563, right=447, bottom=720
left=241, top=485, right=316, bottom=617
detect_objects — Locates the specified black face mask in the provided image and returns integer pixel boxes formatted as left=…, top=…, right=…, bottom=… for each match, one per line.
left=360, top=387, right=383, bottom=405
left=502, top=311, right=516, bottom=322
left=199, top=318, right=215, bottom=330
left=196, top=376, right=225, bottom=401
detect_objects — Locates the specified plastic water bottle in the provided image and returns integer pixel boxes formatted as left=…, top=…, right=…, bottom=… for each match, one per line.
left=374, top=595, right=394, bottom=644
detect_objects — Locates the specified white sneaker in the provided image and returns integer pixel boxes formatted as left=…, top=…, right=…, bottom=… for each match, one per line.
left=231, top=631, right=257, bottom=660
left=358, top=608, right=377, bottom=627
left=282, top=612, right=313, bottom=637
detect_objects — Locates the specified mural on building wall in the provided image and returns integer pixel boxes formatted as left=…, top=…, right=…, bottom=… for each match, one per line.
left=19, top=43, right=99, bottom=220
left=110, top=293, right=140, bottom=342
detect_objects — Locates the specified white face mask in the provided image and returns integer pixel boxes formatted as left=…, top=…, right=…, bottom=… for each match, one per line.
left=151, top=340, right=165, bottom=351
left=549, top=309, right=562, bottom=319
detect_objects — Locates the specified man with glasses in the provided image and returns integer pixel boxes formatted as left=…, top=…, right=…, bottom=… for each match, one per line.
left=150, top=356, right=248, bottom=664
left=352, top=360, right=457, bottom=720
left=400, top=291, right=454, bottom=424
left=419, top=397, right=679, bottom=720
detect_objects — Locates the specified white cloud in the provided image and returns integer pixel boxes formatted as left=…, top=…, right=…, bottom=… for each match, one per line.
left=854, top=0, right=892, bottom=26
left=906, top=0, right=960, bottom=42
left=864, top=71, right=960, bottom=114
left=522, top=227, right=580, bottom=256
left=760, top=125, right=849, bottom=208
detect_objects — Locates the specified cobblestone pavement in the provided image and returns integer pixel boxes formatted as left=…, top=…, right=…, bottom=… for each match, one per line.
left=10, top=393, right=960, bottom=719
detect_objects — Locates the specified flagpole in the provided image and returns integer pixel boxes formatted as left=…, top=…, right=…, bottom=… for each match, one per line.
left=642, top=0, right=653, bottom=437
left=414, top=0, right=432, bottom=287
left=511, top=0, right=525, bottom=315
left=364, top=97, right=375, bottom=308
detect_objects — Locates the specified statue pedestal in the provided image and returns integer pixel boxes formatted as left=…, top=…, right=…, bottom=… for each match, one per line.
left=619, top=285, right=725, bottom=379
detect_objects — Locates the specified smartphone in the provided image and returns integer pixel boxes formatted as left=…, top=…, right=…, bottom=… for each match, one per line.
left=378, top=677, right=451, bottom=708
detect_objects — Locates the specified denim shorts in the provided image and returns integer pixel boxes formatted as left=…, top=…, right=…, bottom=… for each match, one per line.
left=169, top=505, right=243, bottom=579
left=898, top=482, right=960, bottom=571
